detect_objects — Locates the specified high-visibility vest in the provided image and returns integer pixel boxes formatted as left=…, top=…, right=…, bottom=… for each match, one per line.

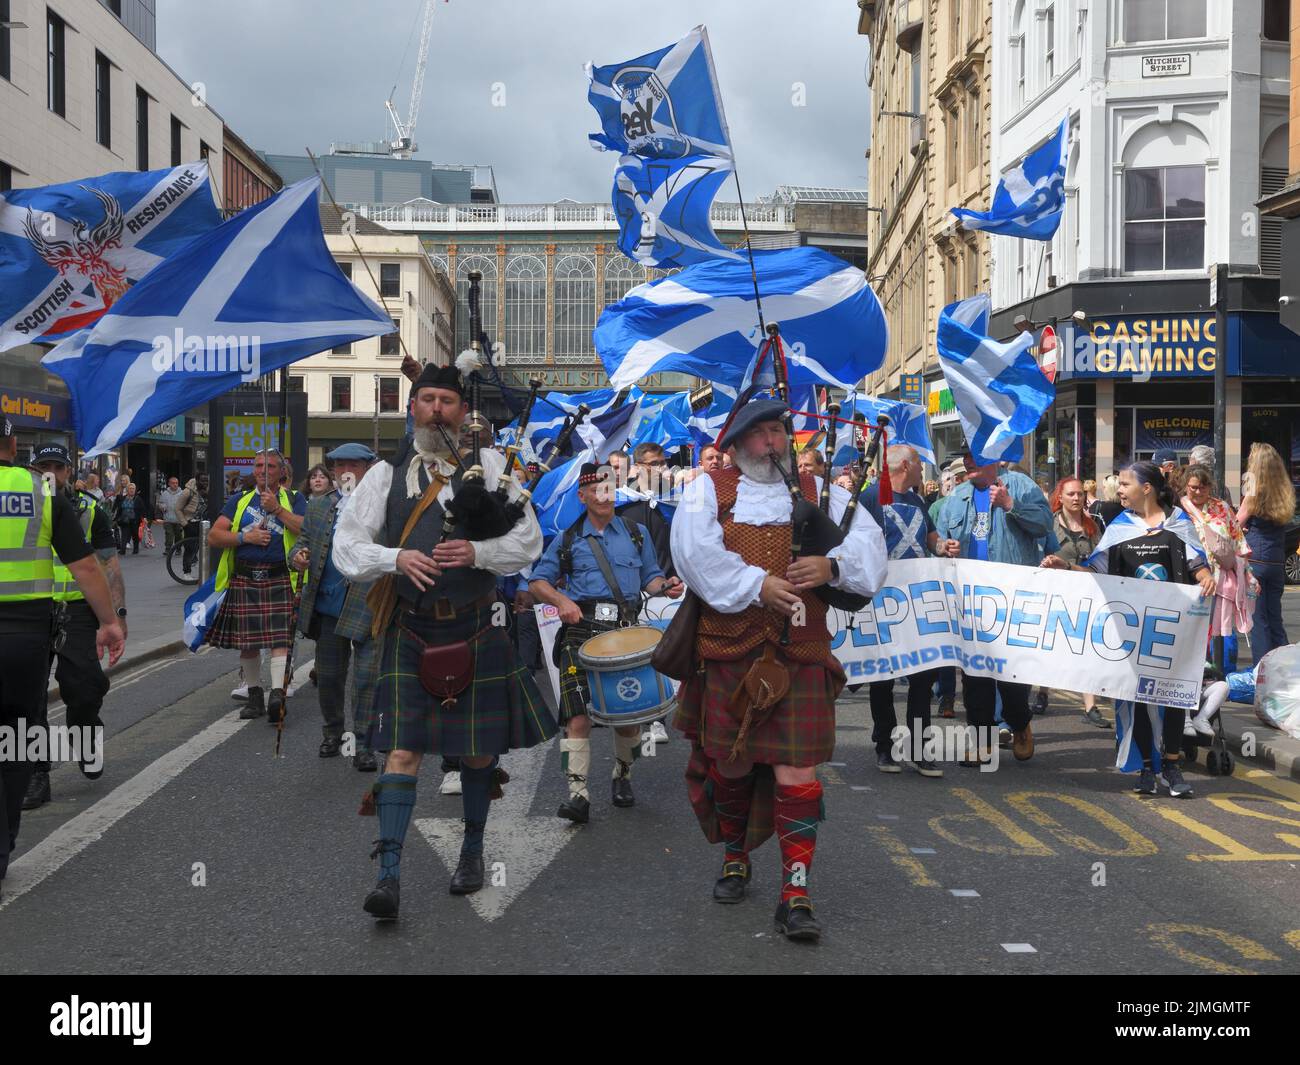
left=0, top=465, right=55, bottom=602
left=52, top=491, right=98, bottom=603
left=216, top=488, right=302, bottom=594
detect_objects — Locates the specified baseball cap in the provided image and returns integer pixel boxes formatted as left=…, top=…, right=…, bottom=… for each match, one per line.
left=33, top=443, right=72, bottom=467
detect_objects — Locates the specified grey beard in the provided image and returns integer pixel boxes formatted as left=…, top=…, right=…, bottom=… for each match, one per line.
left=414, top=424, right=452, bottom=457
left=734, top=449, right=789, bottom=485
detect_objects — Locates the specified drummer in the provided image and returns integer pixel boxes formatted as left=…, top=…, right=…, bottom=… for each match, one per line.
left=530, top=462, right=683, bottom=823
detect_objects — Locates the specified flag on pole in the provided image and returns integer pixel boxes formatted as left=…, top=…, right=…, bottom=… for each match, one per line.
left=935, top=294, right=1054, bottom=465
left=612, top=153, right=741, bottom=268
left=42, top=177, right=392, bottom=458
left=596, top=247, right=887, bottom=391
left=832, top=395, right=936, bottom=468
left=0, top=162, right=222, bottom=349
left=950, top=119, right=1068, bottom=240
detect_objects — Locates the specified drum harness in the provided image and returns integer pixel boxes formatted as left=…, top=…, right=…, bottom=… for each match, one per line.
left=558, top=516, right=646, bottom=627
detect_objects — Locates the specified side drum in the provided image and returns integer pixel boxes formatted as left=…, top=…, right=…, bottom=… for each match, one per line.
left=577, top=625, right=676, bottom=728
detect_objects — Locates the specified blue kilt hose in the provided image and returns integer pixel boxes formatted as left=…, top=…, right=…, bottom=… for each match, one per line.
left=373, top=598, right=557, bottom=756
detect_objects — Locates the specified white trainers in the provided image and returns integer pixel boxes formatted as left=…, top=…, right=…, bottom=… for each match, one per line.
left=440, top=771, right=462, bottom=795
left=285, top=683, right=299, bottom=698
left=1190, top=709, right=1217, bottom=737
left=231, top=684, right=249, bottom=702
left=649, top=720, right=670, bottom=744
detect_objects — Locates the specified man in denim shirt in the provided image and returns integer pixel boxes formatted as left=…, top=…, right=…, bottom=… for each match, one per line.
left=936, top=450, right=1052, bottom=763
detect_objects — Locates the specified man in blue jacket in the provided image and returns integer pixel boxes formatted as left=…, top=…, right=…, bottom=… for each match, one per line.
left=935, top=450, right=1053, bottom=764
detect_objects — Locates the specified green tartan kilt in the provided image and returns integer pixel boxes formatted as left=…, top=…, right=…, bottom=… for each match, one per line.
left=672, top=646, right=845, bottom=768
left=554, top=616, right=622, bottom=724
left=372, top=600, right=558, bottom=756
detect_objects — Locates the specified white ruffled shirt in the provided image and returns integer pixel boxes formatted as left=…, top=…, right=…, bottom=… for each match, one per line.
left=671, top=472, right=888, bottom=613
left=333, top=447, right=542, bottom=582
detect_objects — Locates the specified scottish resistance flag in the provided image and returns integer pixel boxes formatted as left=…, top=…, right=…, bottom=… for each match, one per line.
left=0, top=162, right=221, bottom=350
left=613, top=153, right=740, bottom=269
left=951, top=119, right=1067, bottom=240
left=43, top=177, right=392, bottom=457
left=831, top=395, right=936, bottom=468
left=588, top=25, right=737, bottom=270
left=936, top=294, right=1053, bottom=465
left=597, top=247, right=887, bottom=391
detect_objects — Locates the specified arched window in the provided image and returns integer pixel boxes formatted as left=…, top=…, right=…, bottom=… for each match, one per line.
left=504, top=253, right=546, bottom=361
left=553, top=252, right=596, bottom=362
left=1122, top=120, right=1209, bottom=273
left=455, top=252, right=497, bottom=351
left=603, top=256, right=647, bottom=306
left=426, top=253, right=449, bottom=277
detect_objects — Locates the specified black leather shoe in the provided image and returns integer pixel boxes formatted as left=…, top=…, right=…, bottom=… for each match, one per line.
left=712, top=859, right=751, bottom=904
left=557, top=795, right=590, bottom=824
left=266, top=688, right=285, bottom=725
left=21, top=771, right=50, bottom=810
left=363, top=878, right=400, bottom=920
left=319, top=737, right=341, bottom=758
left=354, top=750, right=379, bottom=772
left=449, top=852, right=485, bottom=895
left=238, top=687, right=265, bottom=719
left=612, top=775, right=635, bottom=808
left=774, top=897, right=822, bottom=943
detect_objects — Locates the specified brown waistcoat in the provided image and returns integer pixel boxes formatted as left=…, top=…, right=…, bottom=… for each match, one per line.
left=695, top=467, right=830, bottom=663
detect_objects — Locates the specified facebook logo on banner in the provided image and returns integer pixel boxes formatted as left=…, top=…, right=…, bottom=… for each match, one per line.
left=1136, top=677, right=1157, bottom=699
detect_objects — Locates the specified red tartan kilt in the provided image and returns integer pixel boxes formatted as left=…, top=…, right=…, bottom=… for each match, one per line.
left=672, top=647, right=844, bottom=768
left=206, top=573, right=297, bottom=650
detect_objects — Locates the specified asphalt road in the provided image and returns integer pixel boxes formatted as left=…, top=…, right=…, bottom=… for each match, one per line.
left=3, top=641, right=1299, bottom=976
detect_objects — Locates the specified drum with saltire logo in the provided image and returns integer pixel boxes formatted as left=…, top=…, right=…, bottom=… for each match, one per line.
left=577, top=625, right=676, bottom=727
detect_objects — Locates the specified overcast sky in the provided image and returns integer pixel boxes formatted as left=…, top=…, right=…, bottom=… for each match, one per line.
left=156, top=0, right=871, bottom=202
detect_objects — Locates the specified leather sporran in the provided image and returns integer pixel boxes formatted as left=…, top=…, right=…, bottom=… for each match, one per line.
left=651, top=589, right=700, bottom=681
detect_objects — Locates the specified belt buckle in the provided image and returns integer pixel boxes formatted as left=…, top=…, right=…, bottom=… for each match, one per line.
left=434, top=598, right=456, bottom=621
left=251, top=567, right=269, bottom=581
left=593, top=602, right=619, bottom=623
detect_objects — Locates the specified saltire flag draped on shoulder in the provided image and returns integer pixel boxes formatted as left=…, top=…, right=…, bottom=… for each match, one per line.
left=0, top=162, right=222, bottom=350
left=1084, top=507, right=1208, bottom=573
left=42, top=177, right=392, bottom=458
left=950, top=119, right=1068, bottom=240
left=935, top=293, right=1053, bottom=466
left=596, top=247, right=887, bottom=392
left=831, top=394, right=936, bottom=469
left=587, top=25, right=738, bottom=269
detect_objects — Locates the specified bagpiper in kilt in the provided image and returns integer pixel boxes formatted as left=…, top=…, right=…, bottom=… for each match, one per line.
left=205, top=450, right=307, bottom=727
left=290, top=443, right=383, bottom=770
left=670, top=399, right=887, bottom=943
left=333, top=362, right=556, bottom=920
left=529, top=462, right=683, bottom=823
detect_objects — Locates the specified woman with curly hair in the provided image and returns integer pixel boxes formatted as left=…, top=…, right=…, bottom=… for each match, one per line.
left=301, top=463, right=334, bottom=499
left=1237, top=443, right=1297, bottom=662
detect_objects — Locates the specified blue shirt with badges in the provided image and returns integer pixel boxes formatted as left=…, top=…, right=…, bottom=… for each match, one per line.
left=531, top=514, right=663, bottom=601
left=860, top=486, right=935, bottom=560
left=970, top=486, right=991, bottom=561
left=220, top=488, right=308, bottom=566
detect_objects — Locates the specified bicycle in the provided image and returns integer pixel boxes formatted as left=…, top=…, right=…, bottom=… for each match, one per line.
left=166, top=536, right=202, bottom=586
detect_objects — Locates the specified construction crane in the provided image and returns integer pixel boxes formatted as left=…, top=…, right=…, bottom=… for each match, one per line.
left=385, top=0, right=440, bottom=159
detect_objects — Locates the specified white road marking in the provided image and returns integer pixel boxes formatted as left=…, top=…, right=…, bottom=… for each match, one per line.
left=850, top=785, right=872, bottom=792
left=875, top=813, right=899, bottom=820
left=949, top=889, right=980, bottom=897
left=414, top=738, right=573, bottom=923
left=910, top=847, right=936, bottom=854
left=1001, top=943, right=1037, bottom=953
left=0, top=712, right=249, bottom=911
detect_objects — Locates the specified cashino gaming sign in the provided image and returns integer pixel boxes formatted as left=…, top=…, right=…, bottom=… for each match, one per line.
left=1064, top=314, right=1217, bottom=378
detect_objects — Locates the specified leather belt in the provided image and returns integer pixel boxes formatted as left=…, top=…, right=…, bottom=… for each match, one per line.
left=399, top=589, right=498, bottom=622
left=236, top=561, right=288, bottom=581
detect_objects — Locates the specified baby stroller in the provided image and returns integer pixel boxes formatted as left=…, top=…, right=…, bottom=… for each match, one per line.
left=1180, top=663, right=1244, bottom=776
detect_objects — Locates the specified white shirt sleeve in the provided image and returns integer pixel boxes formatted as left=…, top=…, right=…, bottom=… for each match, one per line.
left=670, top=474, right=768, bottom=613
left=469, top=449, right=543, bottom=577
left=333, top=461, right=401, bottom=582
left=824, top=481, right=889, bottom=596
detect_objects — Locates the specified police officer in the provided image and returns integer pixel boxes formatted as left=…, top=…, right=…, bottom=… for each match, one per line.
left=22, top=444, right=127, bottom=809
left=0, top=419, right=124, bottom=896
left=529, top=462, right=683, bottom=822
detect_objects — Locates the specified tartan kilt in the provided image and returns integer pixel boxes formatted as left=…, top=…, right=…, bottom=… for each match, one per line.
left=206, top=573, right=298, bottom=650
left=671, top=644, right=845, bottom=768
left=554, top=617, right=621, bottom=724
left=372, top=599, right=558, bottom=756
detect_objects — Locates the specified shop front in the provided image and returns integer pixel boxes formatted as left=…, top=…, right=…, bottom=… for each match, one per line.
left=924, top=379, right=965, bottom=474
left=1, top=384, right=74, bottom=464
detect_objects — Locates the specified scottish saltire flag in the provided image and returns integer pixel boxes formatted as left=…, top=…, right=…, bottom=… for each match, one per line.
left=597, top=247, right=887, bottom=391
left=43, top=177, right=391, bottom=458
left=1084, top=506, right=1207, bottom=573
left=936, top=294, right=1053, bottom=465
left=182, top=574, right=225, bottom=653
left=587, top=26, right=732, bottom=159
left=0, top=163, right=221, bottom=350
left=1114, top=701, right=1165, bottom=773
left=532, top=450, right=593, bottom=541
left=613, top=153, right=741, bottom=269
left=831, top=395, right=936, bottom=468
left=506, top=388, right=639, bottom=463
left=951, top=119, right=1067, bottom=240
left=576, top=396, right=646, bottom=460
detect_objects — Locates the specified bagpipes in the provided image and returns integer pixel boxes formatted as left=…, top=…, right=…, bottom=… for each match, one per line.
left=442, top=270, right=590, bottom=541
left=764, top=323, right=889, bottom=618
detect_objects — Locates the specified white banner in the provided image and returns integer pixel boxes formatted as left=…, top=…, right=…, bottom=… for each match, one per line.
left=535, top=558, right=1211, bottom=711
